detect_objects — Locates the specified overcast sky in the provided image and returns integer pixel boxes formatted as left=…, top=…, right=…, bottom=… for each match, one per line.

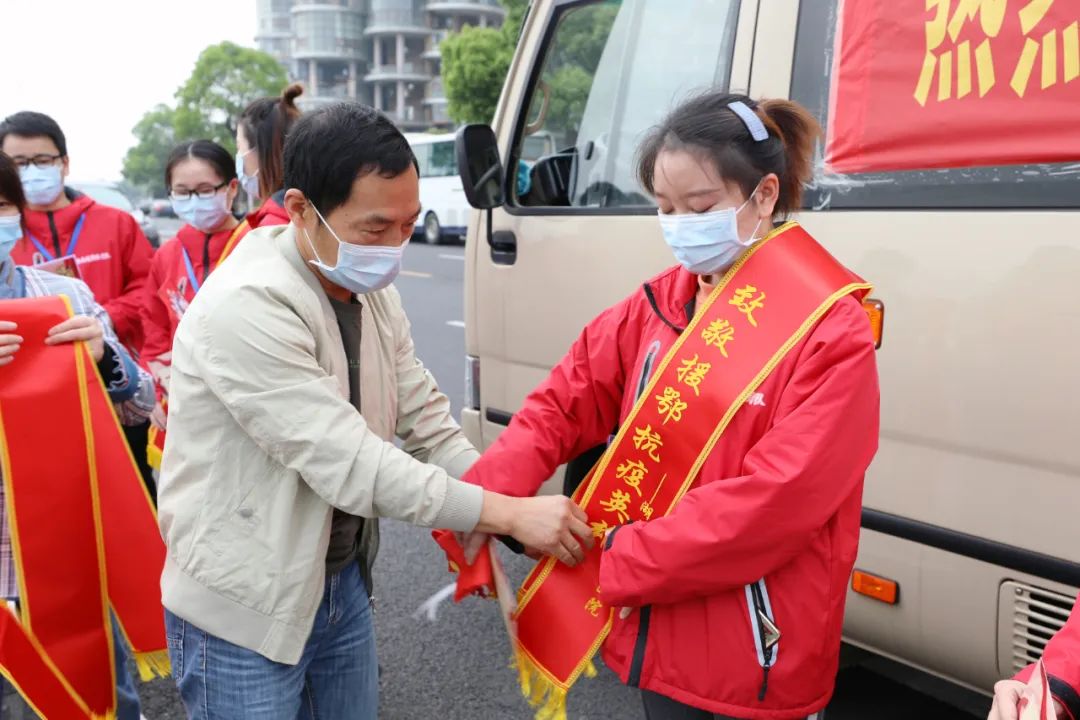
left=1, top=1, right=256, bottom=181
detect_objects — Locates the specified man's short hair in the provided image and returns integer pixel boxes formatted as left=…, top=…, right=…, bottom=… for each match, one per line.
left=0, top=112, right=68, bottom=156
left=283, top=102, right=418, bottom=216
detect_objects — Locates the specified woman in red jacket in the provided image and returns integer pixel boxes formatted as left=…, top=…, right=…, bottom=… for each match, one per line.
left=990, top=594, right=1079, bottom=719
left=236, top=83, right=302, bottom=229
left=460, top=92, right=879, bottom=720
left=142, top=140, right=249, bottom=463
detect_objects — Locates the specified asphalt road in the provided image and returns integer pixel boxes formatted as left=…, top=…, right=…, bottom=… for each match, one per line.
left=1, top=240, right=990, bottom=719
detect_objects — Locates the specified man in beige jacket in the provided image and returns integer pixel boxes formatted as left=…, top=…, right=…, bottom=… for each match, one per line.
left=157, top=102, right=591, bottom=720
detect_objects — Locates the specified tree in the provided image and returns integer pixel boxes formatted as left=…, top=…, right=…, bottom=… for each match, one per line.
left=173, top=42, right=288, bottom=151
left=442, top=27, right=515, bottom=124
left=442, top=0, right=528, bottom=124
left=441, top=0, right=616, bottom=128
left=122, top=42, right=287, bottom=197
left=121, top=104, right=178, bottom=198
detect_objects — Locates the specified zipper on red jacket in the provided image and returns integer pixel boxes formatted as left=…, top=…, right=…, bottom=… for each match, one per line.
left=745, top=579, right=781, bottom=701
left=626, top=605, right=651, bottom=687
left=47, top=212, right=61, bottom=257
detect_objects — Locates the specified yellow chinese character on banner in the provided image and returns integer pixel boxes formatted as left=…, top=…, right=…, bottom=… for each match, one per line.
left=702, top=319, right=735, bottom=357
left=915, top=0, right=1005, bottom=104
left=590, top=519, right=612, bottom=540
left=600, top=489, right=632, bottom=523
left=640, top=501, right=655, bottom=520
left=632, top=425, right=663, bottom=462
left=655, top=387, right=688, bottom=425
left=729, top=285, right=766, bottom=327
left=585, top=597, right=603, bottom=617
left=1008, top=1, right=1077, bottom=97
left=616, top=459, right=647, bottom=496
left=675, top=355, right=712, bottom=396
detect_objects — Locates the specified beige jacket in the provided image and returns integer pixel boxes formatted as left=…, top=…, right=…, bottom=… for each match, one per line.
left=158, top=224, right=483, bottom=664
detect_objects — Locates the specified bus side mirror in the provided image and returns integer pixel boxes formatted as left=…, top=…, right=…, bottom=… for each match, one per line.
left=456, top=124, right=506, bottom=210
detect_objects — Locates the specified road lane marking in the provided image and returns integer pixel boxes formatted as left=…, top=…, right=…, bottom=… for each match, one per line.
left=439, top=254, right=465, bottom=261
left=399, top=270, right=433, bottom=278
left=446, top=321, right=465, bottom=328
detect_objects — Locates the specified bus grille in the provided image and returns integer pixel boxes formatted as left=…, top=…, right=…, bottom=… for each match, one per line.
left=1007, top=582, right=1074, bottom=674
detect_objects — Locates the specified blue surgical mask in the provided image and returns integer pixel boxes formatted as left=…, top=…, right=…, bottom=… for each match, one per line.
left=657, top=185, right=763, bottom=275
left=172, top=192, right=231, bottom=233
left=0, top=215, right=22, bottom=262
left=20, top=164, right=64, bottom=206
left=302, top=204, right=406, bottom=295
left=236, top=151, right=260, bottom=199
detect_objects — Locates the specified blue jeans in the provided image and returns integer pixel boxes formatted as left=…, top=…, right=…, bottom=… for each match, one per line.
left=165, top=562, right=378, bottom=719
left=113, top=617, right=143, bottom=720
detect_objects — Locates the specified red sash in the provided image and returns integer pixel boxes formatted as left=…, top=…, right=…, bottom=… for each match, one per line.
left=438, top=222, right=871, bottom=719
left=0, top=296, right=170, bottom=718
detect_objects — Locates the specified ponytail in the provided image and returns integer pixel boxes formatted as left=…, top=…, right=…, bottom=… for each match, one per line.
left=756, top=99, right=820, bottom=216
left=239, top=83, right=305, bottom=201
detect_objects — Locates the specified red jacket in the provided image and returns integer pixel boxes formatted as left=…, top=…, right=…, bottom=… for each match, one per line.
left=464, top=264, right=879, bottom=718
left=141, top=222, right=251, bottom=366
left=1016, top=595, right=1080, bottom=720
left=12, top=191, right=153, bottom=351
left=246, top=192, right=289, bottom=229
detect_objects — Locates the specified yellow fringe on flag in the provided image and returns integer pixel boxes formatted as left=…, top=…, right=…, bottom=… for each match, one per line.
left=513, top=649, right=599, bottom=720
left=134, top=650, right=172, bottom=682
left=146, top=445, right=162, bottom=471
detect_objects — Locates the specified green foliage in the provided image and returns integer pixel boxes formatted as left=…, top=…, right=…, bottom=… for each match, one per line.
left=442, top=26, right=514, bottom=124
left=121, top=105, right=178, bottom=199
left=122, top=42, right=287, bottom=196
left=174, top=42, right=288, bottom=150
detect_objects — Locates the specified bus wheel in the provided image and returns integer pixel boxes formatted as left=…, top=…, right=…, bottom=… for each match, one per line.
left=423, top=212, right=442, bottom=245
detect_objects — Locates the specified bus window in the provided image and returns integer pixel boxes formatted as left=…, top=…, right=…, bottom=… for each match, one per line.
left=510, top=0, right=741, bottom=210
left=413, top=143, right=433, bottom=179
left=429, top=139, right=457, bottom=178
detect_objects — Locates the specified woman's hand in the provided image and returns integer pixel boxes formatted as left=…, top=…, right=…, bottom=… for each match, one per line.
left=0, top=321, right=22, bottom=367
left=45, top=315, right=105, bottom=362
left=987, top=679, right=1066, bottom=719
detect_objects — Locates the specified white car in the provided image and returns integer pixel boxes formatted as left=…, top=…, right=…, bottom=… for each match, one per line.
left=405, top=134, right=469, bottom=245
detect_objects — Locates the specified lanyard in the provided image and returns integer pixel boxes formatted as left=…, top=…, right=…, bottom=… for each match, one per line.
left=28, top=213, right=86, bottom=262
left=181, top=232, right=215, bottom=294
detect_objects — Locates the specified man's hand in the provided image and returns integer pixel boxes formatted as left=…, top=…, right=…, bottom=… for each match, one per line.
left=45, top=316, right=105, bottom=362
left=988, top=680, right=1066, bottom=719
left=477, top=493, right=593, bottom=567
left=0, top=321, right=22, bottom=367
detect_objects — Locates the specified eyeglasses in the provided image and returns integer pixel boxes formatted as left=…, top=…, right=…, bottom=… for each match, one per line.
left=12, top=154, right=64, bottom=170
left=169, top=181, right=228, bottom=201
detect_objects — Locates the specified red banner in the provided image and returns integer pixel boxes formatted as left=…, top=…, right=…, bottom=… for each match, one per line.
left=826, top=0, right=1080, bottom=174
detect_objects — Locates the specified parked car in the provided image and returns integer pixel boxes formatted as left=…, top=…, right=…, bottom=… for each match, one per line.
left=69, top=180, right=161, bottom=247
left=149, top=198, right=176, bottom=219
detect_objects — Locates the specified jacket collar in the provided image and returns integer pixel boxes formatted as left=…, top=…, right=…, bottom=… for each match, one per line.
left=642, top=264, right=699, bottom=333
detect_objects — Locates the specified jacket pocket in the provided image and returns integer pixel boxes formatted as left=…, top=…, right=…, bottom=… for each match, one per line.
left=744, top=578, right=780, bottom=701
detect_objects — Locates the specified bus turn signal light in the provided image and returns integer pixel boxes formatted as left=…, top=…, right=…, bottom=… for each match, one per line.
left=852, top=570, right=898, bottom=605
left=862, top=299, right=884, bottom=349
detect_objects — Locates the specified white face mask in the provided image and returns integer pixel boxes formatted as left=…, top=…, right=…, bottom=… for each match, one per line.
left=20, top=164, right=64, bottom=206
left=172, top=192, right=232, bottom=232
left=236, top=150, right=260, bottom=199
left=0, top=215, right=22, bottom=262
left=657, top=182, right=764, bottom=275
left=302, top=203, right=406, bottom=295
